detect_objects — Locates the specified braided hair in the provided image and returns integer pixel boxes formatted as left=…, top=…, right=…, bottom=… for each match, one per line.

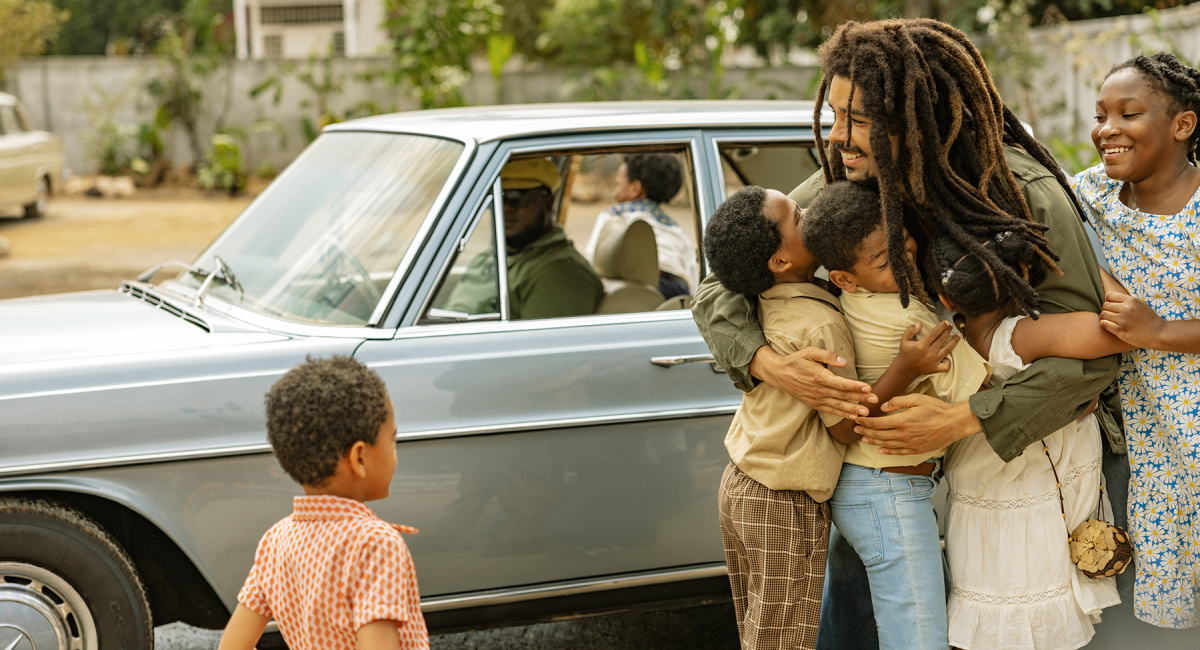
left=812, top=18, right=1065, bottom=316
left=1106, top=52, right=1200, bottom=164
left=924, top=229, right=1049, bottom=318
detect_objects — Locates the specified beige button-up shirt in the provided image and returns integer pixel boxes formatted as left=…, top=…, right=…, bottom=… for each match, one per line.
left=724, top=282, right=853, bottom=500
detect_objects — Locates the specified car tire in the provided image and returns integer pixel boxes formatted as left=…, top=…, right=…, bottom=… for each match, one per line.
left=0, top=496, right=153, bottom=650
left=23, top=175, right=49, bottom=219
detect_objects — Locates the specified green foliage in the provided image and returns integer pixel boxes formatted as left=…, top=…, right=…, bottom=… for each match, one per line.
left=255, top=160, right=277, bottom=179
left=48, top=0, right=232, bottom=56
left=538, top=0, right=646, bottom=66
left=81, top=82, right=140, bottom=175
left=1047, top=137, right=1101, bottom=175
left=197, top=133, right=243, bottom=194
left=87, top=121, right=139, bottom=175
left=382, top=0, right=502, bottom=108
left=496, top=0, right=553, bottom=60
left=0, top=0, right=67, bottom=80
left=143, top=0, right=232, bottom=166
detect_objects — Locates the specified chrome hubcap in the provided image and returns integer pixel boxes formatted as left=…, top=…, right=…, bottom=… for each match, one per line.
left=0, top=563, right=94, bottom=650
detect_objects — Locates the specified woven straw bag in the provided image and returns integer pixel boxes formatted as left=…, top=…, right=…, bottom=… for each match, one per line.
left=1042, top=442, right=1133, bottom=579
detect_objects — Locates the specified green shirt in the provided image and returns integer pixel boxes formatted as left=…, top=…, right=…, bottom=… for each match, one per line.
left=447, top=225, right=603, bottom=320
left=692, top=146, right=1124, bottom=461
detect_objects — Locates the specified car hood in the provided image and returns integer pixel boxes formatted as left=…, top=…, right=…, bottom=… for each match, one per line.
left=0, top=289, right=289, bottom=366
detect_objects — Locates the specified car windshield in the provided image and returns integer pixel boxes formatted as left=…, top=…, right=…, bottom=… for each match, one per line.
left=184, top=131, right=465, bottom=325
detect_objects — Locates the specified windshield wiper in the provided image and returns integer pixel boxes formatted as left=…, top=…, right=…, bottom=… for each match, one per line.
left=192, top=255, right=244, bottom=307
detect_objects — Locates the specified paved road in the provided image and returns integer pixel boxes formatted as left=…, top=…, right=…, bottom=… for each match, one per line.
left=155, top=603, right=742, bottom=649
left=155, top=593, right=1200, bottom=650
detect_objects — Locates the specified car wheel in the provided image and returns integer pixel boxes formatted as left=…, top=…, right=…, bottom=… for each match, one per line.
left=0, top=497, right=153, bottom=650
left=23, top=176, right=49, bottom=219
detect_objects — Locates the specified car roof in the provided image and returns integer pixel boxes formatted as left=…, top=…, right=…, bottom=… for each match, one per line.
left=325, top=100, right=829, bottom=143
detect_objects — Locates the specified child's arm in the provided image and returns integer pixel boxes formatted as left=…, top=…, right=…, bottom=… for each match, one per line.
left=1009, top=312, right=1135, bottom=365
left=217, top=605, right=269, bottom=650
left=1101, top=293, right=1200, bottom=354
left=1100, top=267, right=1129, bottom=297
left=357, top=620, right=401, bottom=650
left=828, top=321, right=958, bottom=444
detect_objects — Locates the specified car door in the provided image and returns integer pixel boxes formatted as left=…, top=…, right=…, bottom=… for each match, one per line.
left=355, top=131, right=742, bottom=604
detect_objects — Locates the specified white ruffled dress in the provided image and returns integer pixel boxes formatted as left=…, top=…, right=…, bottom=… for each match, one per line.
left=944, top=315, right=1120, bottom=650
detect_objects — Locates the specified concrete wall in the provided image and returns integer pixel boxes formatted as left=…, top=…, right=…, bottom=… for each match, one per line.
left=996, top=4, right=1200, bottom=147
left=4, top=57, right=819, bottom=175
left=8, top=6, right=1200, bottom=177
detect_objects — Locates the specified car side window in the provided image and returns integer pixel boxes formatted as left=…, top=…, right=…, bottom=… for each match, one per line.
left=718, top=142, right=822, bottom=197
left=422, top=146, right=703, bottom=325
left=424, top=200, right=501, bottom=323
left=0, top=107, right=20, bottom=135
left=571, top=149, right=700, bottom=313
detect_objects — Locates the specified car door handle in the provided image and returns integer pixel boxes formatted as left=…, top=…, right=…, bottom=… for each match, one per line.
left=650, top=354, right=724, bottom=373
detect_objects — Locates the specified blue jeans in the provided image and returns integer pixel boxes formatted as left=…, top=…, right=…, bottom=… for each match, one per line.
left=823, top=463, right=946, bottom=650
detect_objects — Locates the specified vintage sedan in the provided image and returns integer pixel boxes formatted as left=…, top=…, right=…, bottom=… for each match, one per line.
left=0, top=92, right=65, bottom=219
left=0, top=102, right=829, bottom=647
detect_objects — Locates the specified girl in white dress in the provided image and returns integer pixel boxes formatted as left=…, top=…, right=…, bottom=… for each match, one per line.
left=927, top=230, right=1132, bottom=649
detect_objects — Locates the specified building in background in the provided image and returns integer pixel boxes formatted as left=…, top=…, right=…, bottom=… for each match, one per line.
left=232, top=0, right=390, bottom=59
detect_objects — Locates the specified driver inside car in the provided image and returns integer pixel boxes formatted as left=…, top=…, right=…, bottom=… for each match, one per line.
left=445, top=158, right=603, bottom=320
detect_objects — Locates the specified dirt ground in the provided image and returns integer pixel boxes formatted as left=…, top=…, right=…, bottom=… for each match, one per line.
left=0, top=191, right=251, bottom=300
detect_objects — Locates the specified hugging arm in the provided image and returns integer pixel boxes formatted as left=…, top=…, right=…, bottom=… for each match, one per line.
left=858, top=165, right=1121, bottom=459
left=1010, top=311, right=1136, bottom=363
left=692, top=273, right=873, bottom=419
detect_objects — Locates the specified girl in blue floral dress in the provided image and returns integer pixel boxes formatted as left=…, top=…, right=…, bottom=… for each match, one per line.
left=1074, top=52, right=1200, bottom=629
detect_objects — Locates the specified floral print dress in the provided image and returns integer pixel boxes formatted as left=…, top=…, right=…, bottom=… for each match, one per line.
left=1075, top=164, right=1200, bottom=629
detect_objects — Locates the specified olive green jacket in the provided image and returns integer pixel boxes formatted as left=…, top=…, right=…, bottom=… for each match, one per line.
left=692, top=146, right=1124, bottom=462
left=448, top=225, right=603, bottom=320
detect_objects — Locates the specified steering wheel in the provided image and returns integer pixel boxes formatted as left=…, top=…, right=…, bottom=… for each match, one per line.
left=318, top=235, right=383, bottom=316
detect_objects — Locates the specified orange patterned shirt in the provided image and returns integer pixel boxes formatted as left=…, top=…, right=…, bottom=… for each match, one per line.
left=237, top=495, right=428, bottom=649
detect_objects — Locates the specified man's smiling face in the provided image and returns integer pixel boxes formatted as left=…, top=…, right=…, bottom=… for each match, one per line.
left=827, top=75, right=876, bottom=182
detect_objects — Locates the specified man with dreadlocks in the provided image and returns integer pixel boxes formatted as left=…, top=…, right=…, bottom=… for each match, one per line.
left=693, top=18, right=1126, bottom=649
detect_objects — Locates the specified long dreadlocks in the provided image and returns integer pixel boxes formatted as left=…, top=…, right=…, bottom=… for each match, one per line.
left=1107, top=52, right=1200, bottom=164
left=812, top=19, right=1068, bottom=315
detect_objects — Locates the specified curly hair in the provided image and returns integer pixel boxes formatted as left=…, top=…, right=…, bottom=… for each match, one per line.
left=1107, top=52, right=1200, bottom=164
left=924, top=229, right=1048, bottom=317
left=703, top=186, right=778, bottom=297
left=265, top=355, right=390, bottom=487
left=801, top=180, right=887, bottom=274
left=812, top=18, right=1062, bottom=315
left=625, top=153, right=684, bottom=203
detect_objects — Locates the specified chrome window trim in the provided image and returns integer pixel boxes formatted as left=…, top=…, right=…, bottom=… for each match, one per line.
left=399, top=307, right=696, bottom=340
left=420, top=563, right=728, bottom=612
left=0, top=405, right=737, bottom=478
left=410, top=187, right=499, bottom=323
left=492, top=176, right=511, bottom=320
left=415, top=134, right=706, bottom=327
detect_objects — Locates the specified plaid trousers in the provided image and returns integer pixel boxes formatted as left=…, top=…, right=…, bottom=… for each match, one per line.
left=719, top=461, right=832, bottom=650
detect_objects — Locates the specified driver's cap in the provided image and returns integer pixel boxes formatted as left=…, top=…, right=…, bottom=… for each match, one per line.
left=501, top=158, right=560, bottom=192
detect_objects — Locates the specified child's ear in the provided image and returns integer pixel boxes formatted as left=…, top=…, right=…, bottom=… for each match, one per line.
left=347, top=441, right=369, bottom=478
left=828, top=269, right=858, bottom=293
left=938, top=292, right=957, bottom=313
left=1175, top=110, right=1197, bottom=142
left=768, top=255, right=793, bottom=275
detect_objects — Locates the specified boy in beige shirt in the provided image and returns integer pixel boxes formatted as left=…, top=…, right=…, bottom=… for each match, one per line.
left=702, top=186, right=959, bottom=650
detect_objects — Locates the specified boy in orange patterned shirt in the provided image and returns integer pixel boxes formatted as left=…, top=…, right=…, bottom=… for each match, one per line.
left=219, top=356, right=428, bottom=650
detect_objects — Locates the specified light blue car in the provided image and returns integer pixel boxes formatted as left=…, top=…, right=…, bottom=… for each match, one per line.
left=0, top=101, right=832, bottom=647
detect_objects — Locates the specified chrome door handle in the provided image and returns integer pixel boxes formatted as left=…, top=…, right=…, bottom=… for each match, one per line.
left=650, top=354, right=724, bottom=373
